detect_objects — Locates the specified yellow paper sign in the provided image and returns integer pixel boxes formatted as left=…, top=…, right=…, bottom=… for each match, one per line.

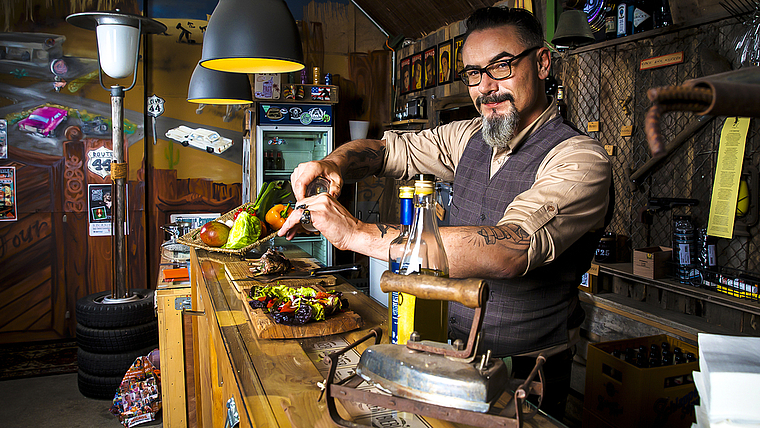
left=707, top=117, right=751, bottom=238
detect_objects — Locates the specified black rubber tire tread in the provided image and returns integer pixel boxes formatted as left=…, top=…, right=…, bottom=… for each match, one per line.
left=76, top=321, right=159, bottom=353
left=77, top=369, right=122, bottom=400
left=77, top=344, right=158, bottom=377
left=75, top=289, right=155, bottom=328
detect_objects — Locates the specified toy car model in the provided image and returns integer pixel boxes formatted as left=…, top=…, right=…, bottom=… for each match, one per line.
left=17, top=106, right=68, bottom=137
left=165, top=125, right=233, bottom=154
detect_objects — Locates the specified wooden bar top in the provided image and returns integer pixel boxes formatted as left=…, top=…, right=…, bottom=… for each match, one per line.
left=190, top=247, right=566, bottom=428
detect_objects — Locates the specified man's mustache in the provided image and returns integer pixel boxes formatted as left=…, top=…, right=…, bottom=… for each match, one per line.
left=477, top=92, right=514, bottom=109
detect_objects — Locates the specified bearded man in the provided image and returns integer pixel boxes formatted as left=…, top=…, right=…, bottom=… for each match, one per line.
left=278, top=6, right=612, bottom=420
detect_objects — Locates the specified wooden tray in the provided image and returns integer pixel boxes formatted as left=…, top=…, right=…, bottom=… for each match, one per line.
left=240, top=283, right=363, bottom=339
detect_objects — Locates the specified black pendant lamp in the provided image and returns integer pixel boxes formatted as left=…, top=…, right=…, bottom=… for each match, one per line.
left=552, top=9, right=595, bottom=48
left=187, top=63, right=253, bottom=104
left=200, top=0, right=305, bottom=74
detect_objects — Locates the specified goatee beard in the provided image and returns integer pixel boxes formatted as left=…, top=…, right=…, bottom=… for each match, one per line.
left=481, top=106, right=519, bottom=149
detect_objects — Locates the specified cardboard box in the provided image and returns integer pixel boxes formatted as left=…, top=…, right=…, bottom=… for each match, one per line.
left=583, top=334, right=699, bottom=428
left=579, top=263, right=600, bottom=293
left=633, top=246, right=672, bottom=279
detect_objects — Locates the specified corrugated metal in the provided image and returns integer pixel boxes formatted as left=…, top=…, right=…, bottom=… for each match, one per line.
left=352, top=0, right=500, bottom=40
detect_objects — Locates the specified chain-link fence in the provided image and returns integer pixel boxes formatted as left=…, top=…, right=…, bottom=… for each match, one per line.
left=558, top=17, right=760, bottom=278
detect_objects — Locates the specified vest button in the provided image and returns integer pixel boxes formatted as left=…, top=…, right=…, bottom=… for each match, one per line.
left=449, top=317, right=457, bottom=324
left=480, top=213, right=486, bottom=221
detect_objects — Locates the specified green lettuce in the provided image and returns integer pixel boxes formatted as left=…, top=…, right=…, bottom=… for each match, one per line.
left=221, top=211, right=262, bottom=249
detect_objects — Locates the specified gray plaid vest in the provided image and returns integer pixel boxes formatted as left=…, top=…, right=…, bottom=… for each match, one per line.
left=448, top=115, right=602, bottom=356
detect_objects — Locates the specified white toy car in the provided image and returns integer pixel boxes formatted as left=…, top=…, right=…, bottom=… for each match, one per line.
left=165, top=125, right=233, bottom=154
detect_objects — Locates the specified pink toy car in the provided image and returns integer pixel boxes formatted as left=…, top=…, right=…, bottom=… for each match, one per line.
left=18, top=106, right=68, bottom=137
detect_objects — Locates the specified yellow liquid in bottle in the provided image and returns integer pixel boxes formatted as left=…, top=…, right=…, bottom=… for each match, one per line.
left=396, top=269, right=449, bottom=344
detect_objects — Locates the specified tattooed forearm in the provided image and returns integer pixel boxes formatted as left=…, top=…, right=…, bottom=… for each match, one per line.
left=376, top=223, right=400, bottom=238
left=329, top=143, right=386, bottom=180
left=469, top=224, right=530, bottom=249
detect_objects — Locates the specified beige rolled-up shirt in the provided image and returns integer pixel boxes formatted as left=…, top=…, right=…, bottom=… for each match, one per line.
left=380, top=102, right=612, bottom=275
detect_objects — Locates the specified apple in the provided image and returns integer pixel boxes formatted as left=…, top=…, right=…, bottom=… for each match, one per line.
left=199, top=221, right=230, bottom=247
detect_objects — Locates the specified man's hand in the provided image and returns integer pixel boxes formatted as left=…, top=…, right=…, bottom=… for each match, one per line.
left=277, top=193, right=359, bottom=251
left=290, top=160, right=343, bottom=201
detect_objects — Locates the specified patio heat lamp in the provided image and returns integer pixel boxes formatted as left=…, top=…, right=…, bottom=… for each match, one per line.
left=66, top=10, right=166, bottom=301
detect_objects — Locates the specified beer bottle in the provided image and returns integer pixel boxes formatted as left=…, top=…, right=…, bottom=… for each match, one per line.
left=556, top=85, right=568, bottom=119
left=605, top=1, right=617, bottom=40
left=633, top=0, right=654, bottom=33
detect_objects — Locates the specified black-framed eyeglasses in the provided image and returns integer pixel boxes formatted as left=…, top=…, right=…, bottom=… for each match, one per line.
left=459, top=46, right=541, bottom=87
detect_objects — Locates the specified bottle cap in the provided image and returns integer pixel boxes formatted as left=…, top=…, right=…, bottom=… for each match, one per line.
left=415, top=180, right=435, bottom=195
left=399, top=186, right=414, bottom=199
left=415, top=173, right=436, bottom=183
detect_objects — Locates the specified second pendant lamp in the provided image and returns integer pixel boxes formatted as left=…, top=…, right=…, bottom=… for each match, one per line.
left=200, top=0, right=305, bottom=74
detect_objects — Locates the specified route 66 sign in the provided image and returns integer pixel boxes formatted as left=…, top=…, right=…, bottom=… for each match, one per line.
left=87, top=146, right=113, bottom=179
left=147, top=95, right=165, bottom=118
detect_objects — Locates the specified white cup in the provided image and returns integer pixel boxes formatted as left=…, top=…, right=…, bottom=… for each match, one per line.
left=349, top=120, right=370, bottom=140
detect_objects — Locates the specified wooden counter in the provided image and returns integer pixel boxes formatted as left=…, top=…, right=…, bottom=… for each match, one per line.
left=189, top=247, right=566, bottom=428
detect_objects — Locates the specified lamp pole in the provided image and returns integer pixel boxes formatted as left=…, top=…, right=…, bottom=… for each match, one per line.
left=67, top=11, right=166, bottom=302
left=110, top=84, right=128, bottom=298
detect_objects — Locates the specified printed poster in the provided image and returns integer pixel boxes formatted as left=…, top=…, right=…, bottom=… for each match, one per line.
left=88, top=183, right=128, bottom=236
left=707, top=117, right=751, bottom=239
left=0, top=166, right=17, bottom=221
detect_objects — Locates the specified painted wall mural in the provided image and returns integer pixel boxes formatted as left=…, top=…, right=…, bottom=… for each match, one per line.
left=0, top=0, right=243, bottom=344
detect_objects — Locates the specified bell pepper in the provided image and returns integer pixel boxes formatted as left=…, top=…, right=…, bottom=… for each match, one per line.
left=266, top=203, right=292, bottom=230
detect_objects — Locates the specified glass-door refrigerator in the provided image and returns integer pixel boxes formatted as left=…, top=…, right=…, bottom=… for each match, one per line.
left=255, top=103, right=334, bottom=266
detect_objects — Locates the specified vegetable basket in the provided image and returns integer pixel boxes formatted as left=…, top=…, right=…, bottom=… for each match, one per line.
left=177, top=202, right=278, bottom=255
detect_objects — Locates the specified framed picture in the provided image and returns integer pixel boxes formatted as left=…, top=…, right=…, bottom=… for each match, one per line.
left=400, top=56, right=412, bottom=94
left=410, top=53, right=423, bottom=92
left=453, top=34, right=465, bottom=81
left=423, top=46, right=437, bottom=89
left=437, top=40, right=453, bottom=84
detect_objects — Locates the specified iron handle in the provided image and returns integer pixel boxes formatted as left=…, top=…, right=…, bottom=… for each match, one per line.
left=379, top=271, right=487, bottom=308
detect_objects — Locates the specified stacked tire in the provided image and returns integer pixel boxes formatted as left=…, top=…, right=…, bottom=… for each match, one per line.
left=75, top=289, right=158, bottom=399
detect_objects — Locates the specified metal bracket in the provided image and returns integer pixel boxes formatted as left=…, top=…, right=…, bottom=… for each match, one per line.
left=174, top=296, right=191, bottom=311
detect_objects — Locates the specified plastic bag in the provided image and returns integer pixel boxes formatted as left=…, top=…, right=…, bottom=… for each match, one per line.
left=110, top=349, right=162, bottom=427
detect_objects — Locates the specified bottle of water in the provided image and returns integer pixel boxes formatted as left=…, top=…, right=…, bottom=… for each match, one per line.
left=673, top=215, right=698, bottom=285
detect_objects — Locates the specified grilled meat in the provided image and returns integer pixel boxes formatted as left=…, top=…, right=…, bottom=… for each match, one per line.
left=257, top=248, right=292, bottom=275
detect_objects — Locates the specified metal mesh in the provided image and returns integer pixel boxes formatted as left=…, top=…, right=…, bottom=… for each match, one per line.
left=559, top=18, right=760, bottom=278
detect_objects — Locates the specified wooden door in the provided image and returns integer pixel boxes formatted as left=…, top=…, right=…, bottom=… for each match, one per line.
left=0, top=146, right=67, bottom=342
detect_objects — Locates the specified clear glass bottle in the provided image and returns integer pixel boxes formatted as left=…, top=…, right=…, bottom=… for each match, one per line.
left=388, top=186, right=414, bottom=344
left=397, top=174, right=449, bottom=344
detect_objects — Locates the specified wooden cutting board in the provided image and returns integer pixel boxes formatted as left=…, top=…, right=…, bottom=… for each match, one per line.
left=241, top=282, right=363, bottom=339
left=245, top=306, right=363, bottom=339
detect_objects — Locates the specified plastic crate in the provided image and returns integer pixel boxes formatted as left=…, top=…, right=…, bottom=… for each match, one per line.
left=583, top=334, right=699, bottom=428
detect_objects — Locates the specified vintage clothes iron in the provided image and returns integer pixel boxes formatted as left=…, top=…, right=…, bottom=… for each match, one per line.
left=324, top=272, right=547, bottom=428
